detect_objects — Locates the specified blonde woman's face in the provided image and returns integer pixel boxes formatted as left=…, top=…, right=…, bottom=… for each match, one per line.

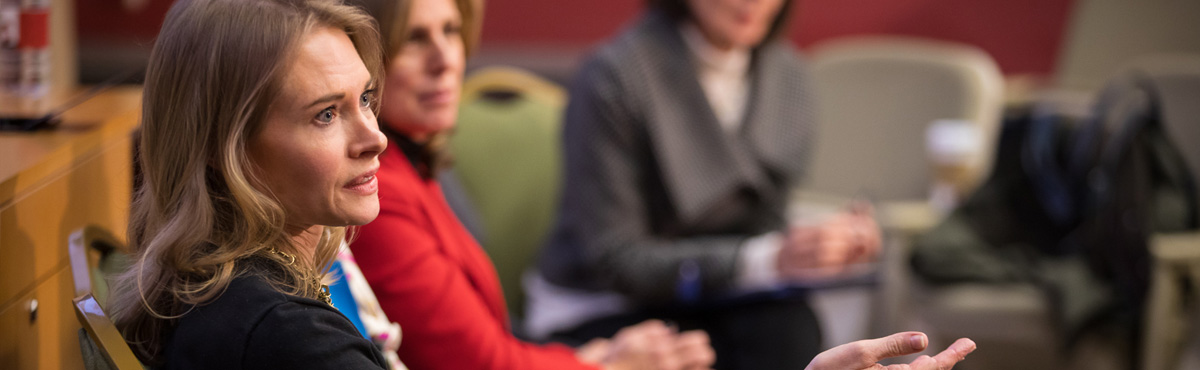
left=379, top=0, right=465, bottom=141
left=688, top=0, right=784, bottom=50
left=249, top=26, right=387, bottom=230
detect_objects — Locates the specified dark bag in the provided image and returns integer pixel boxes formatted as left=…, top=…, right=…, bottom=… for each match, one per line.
left=910, top=71, right=1198, bottom=353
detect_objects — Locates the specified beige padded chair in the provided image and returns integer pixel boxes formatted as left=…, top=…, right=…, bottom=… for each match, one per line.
left=1055, top=1, right=1200, bottom=92
left=1145, top=232, right=1200, bottom=370
left=797, top=36, right=1005, bottom=351
left=805, top=36, right=1005, bottom=201
left=1131, top=54, right=1200, bottom=370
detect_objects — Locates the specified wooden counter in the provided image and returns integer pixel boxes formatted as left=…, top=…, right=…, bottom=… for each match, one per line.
left=0, top=86, right=142, bottom=370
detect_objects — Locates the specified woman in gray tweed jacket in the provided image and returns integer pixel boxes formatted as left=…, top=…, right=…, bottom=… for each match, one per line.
left=529, top=0, right=883, bottom=369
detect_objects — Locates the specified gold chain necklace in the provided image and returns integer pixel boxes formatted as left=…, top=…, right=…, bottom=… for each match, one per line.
left=268, top=248, right=333, bottom=306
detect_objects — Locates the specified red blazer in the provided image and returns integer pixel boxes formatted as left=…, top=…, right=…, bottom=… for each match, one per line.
left=351, top=141, right=597, bottom=370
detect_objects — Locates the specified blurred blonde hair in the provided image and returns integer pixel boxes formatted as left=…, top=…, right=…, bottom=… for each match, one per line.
left=348, top=0, right=484, bottom=178
left=107, top=0, right=383, bottom=364
left=351, top=0, right=484, bottom=60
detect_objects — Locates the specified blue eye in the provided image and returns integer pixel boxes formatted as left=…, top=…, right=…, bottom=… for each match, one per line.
left=316, top=107, right=335, bottom=124
left=360, top=89, right=376, bottom=109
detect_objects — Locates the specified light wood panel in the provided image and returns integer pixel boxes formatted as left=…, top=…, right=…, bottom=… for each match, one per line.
left=0, top=267, right=85, bottom=369
left=0, top=122, right=133, bottom=307
left=0, top=87, right=140, bottom=370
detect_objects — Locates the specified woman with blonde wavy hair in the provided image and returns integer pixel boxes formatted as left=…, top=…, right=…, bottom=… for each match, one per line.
left=107, top=0, right=392, bottom=368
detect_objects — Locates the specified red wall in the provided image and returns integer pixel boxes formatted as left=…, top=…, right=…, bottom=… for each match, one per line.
left=478, top=0, right=1074, bottom=75
left=78, top=0, right=1076, bottom=76
left=789, top=0, right=1075, bottom=75
left=478, top=0, right=643, bottom=47
left=76, top=0, right=173, bottom=44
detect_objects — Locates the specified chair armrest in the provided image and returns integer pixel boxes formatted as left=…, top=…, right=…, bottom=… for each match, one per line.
left=788, top=189, right=945, bottom=235
left=878, top=200, right=944, bottom=238
left=1151, top=232, right=1200, bottom=263
left=74, top=294, right=143, bottom=370
left=69, top=225, right=128, bottom=301
left=1143, top=231, right=1200, bottom=370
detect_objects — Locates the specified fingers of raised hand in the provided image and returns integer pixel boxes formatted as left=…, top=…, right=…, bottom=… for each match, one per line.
left=931, top=338, right=975, bottom=369
left=860, top=332, right=928, bottom=364
left=805, top=332, right=929, bottom=370
left=897, top=338, right=976, bottom=370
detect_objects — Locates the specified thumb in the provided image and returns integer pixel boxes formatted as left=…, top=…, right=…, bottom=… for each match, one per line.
left=857, top=332, right=928, bottom=363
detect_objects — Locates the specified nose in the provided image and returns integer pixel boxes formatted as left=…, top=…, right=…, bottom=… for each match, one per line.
left=427, top=33, right=461, bottom=76
left=348, top=109, right=387, bottom=160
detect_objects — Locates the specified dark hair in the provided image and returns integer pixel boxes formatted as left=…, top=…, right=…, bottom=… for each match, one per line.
left=647, top=0, right=794, bottom=45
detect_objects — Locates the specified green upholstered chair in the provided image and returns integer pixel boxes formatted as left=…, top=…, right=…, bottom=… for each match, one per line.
left=450, top=66, right=567, bottom=323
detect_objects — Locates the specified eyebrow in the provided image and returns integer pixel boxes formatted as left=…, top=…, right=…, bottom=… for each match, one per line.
left=303, top=78, right=378, bottom=109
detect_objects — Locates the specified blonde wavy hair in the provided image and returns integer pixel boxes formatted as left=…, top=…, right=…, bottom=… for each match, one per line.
left=107, top=0, right=383, bottom=364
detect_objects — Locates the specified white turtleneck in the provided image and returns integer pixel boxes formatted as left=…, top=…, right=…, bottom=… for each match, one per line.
left=679, top=22, right=751, bottom=133
left=680, top=22, right=783, bottom=292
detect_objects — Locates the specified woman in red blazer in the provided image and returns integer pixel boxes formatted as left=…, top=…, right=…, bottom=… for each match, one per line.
left=345, top=0, right=714, bottom=369
left=346, top=0, right=976, bottom=369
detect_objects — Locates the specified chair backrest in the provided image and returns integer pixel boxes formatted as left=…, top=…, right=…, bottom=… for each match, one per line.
left=1122, top=54, right=1200, bottom=216
left=1054, top=1, right=1200, bottom=91
left=69, top=225, right=141, bottom=370
left=69, top=225, right=128, bottom=303
left=74, top=294, right=143, bottom=370
left=804, top=36, right=1004, bottom=201
left=450, top=66, right=567, bottom=319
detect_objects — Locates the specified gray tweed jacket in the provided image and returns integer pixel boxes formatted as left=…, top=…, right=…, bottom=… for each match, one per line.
left=536, top=10, right=815, bottom=306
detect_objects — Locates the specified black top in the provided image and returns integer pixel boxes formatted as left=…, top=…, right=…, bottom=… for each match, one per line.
left=160, top=270, right=388, bottom=369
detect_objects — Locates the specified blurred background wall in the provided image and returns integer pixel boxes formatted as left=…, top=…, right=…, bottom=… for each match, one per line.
left=78, top=0, right=1199, bottom=93
left=478, top=0, right=1074, bottom=76
left=75, top=0, right=1200, bottom=93
left=72, top=0, right=1200, bottom=93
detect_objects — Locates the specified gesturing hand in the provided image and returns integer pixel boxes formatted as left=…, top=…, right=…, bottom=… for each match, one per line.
left=597, top=320, right=715, bottom=370
left=805, top=332, right=975, bottom=370
left=778, top=205, right=882, bottom=280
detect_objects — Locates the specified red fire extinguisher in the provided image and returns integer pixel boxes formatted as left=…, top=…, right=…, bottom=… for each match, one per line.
left=17, top=0, right=49, bottom=97
left=0, top=0, right=19, bottom=93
